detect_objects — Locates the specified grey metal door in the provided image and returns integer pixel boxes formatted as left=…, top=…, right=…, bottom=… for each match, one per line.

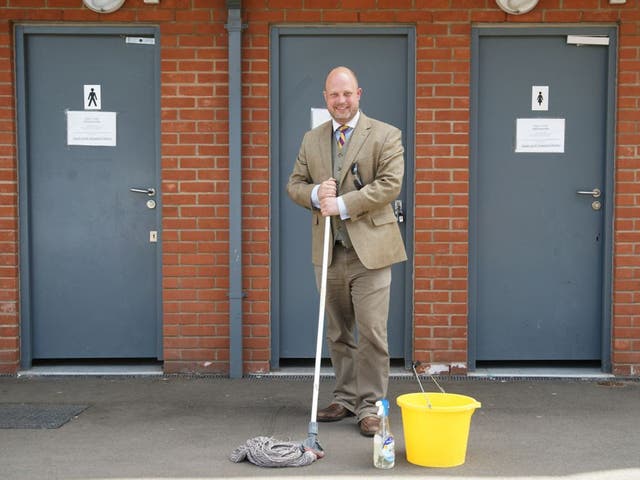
left=470, top=28, right=615, bottom=365
left=17, top=27, right=161, bottom=362
left=271, top=28, right=415, bottom=364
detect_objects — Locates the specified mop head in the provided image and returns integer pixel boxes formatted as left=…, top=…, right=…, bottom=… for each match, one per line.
left=229, top=436, right=321, bottom=467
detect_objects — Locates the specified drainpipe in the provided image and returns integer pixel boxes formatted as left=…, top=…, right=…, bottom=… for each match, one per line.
left=226, top=0, right=245, bottom=379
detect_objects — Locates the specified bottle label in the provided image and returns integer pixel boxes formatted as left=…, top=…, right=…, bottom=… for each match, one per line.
left=381, top=435, right=395, bottom=462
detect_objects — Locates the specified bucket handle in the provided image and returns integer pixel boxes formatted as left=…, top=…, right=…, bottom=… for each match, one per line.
left=411, top=361, right=446, bottom=409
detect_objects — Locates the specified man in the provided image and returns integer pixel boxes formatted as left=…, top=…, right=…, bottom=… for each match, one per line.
left=287, top=66, right=407, bottom=437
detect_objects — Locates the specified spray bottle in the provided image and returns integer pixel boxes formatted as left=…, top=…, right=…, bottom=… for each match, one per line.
left=373, top=398, right=395, bottom=469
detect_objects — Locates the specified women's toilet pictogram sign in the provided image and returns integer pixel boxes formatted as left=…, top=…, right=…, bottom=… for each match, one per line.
left=84, top=85, right=101, bottom=110
left=531, top=85, right=548, bottom=111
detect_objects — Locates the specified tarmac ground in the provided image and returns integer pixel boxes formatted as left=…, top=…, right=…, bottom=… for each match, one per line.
left=1, top=374, right=639, bottom=480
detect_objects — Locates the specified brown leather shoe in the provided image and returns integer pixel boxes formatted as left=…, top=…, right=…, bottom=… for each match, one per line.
left=317, top=403, right=354, bottom=422
left=358, top=416, right=380, bottom=437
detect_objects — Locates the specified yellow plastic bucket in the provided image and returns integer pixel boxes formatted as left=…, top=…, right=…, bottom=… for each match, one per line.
left=396, top=392, right=481, bottom=468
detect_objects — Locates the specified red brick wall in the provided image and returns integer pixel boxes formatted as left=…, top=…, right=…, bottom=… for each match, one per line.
left=0, top=0, right=639, bottom=376
left=0, top=8, right=18, bottom=373
left=614, top=3, right=640, bottom=376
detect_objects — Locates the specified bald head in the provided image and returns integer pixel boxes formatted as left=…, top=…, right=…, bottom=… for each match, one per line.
left=325, top=66, right=359, bottom=90
left=323, top=66, right=362, bottom=124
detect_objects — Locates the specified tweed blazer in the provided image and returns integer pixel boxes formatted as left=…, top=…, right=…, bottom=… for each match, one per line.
left=287, top=112, right=407, bottom=269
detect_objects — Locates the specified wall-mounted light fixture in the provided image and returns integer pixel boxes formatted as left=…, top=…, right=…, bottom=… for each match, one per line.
left=83, top=0, right=125, bottom=13
left=495, top=0, right=539, bottom=15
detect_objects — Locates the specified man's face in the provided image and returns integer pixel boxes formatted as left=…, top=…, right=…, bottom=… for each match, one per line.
left=323, top=71, right=362, bottom=124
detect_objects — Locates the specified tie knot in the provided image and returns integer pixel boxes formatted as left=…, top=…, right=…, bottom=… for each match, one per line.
left=338, top=124, right=350, bottom=133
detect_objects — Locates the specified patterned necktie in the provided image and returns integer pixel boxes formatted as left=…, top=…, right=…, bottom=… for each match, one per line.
left=336, top=124, right=350, bottom=149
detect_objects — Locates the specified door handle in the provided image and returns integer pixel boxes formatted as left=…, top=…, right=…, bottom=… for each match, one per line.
left=576, top=188, right=601, bottom=198
left=130, top=187, right=156, bottom=197
left=393, top=199, right=404, bottom=223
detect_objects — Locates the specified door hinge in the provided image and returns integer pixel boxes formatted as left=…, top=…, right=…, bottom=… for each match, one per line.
left=125, top=37, right=156, bottom=45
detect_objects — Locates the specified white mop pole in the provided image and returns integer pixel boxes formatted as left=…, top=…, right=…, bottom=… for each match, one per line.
left=310, top=215, right=331, bottom=425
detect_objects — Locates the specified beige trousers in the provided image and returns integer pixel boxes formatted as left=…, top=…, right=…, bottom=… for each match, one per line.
left=315, top=244, right=392, bottom=421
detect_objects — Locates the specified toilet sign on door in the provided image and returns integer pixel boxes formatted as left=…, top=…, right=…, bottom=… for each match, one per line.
left=531, top=85, right=549, bottom=111
left=84, top=84, right=101, bottom=110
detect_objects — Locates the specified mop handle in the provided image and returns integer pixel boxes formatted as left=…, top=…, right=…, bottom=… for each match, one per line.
left=310, top=215, right=331, bottom=424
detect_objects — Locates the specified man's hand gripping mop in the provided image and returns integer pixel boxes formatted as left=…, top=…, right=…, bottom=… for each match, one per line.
left=229, top=217, right=330, bottom=467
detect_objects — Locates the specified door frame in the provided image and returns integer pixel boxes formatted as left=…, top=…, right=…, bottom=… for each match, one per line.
left=269, top=25, right=416, bottom=369
left=15, top=25, right=163, bottom=368
left=468, top=25, right=617, bottom=372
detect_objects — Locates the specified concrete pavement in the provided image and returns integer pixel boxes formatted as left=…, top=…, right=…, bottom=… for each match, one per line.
left=1, top=374, right=639, bottom=480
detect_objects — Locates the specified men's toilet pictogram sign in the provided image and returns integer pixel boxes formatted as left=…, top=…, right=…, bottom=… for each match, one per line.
left=84, top=84, right=101, bottom=110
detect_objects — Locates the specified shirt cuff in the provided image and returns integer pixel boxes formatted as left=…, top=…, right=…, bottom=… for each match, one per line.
left=311, top=184, right=321, bottom=209
left=337, top=196, right=350, bottom=220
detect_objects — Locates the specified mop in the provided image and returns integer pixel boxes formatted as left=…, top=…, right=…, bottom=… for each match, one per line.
left=230, top=216, right=331, bottom=467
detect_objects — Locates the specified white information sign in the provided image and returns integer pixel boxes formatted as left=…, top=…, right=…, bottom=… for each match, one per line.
left=310, top=107, right=331, bottom=129
left=67, top=111, right=117, bottom=147
left=84, top=84, right=101, bottom=110
left=515, top=118, right=565, bottom=153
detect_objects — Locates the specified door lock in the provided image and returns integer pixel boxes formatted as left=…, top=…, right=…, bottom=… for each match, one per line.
left=592, top=201, right=602, bottom=211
